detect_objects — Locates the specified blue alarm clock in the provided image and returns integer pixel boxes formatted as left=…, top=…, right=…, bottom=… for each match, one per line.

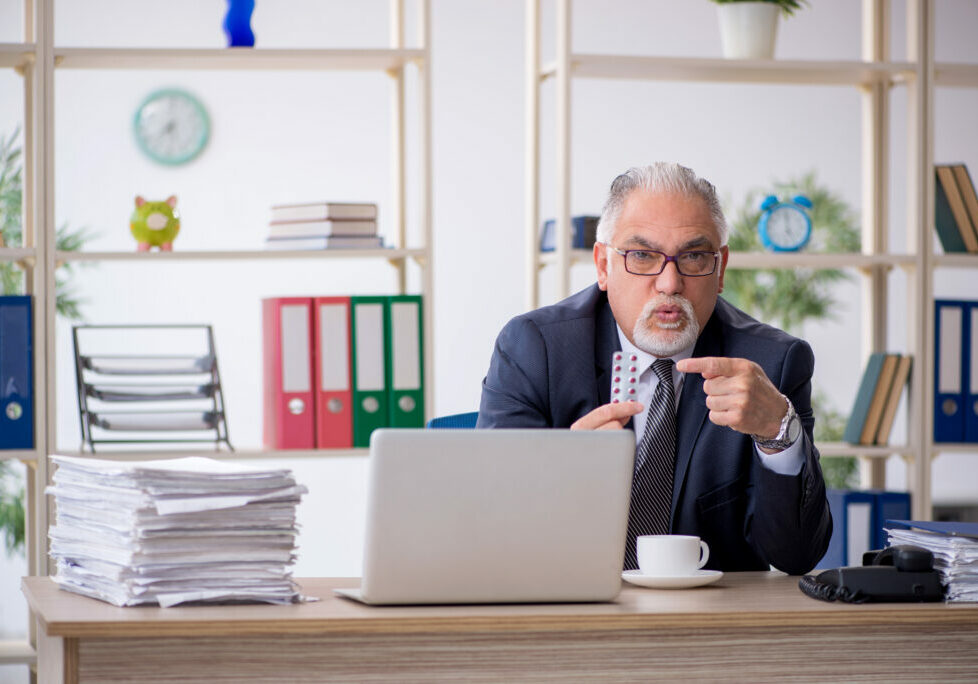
left=758, top=194, right=813, bottom=252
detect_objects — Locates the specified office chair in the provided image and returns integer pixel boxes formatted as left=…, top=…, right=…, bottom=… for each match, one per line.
left=426, top=411, right=479, bottom=429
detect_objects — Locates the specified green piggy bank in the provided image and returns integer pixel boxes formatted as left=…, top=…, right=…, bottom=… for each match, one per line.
left=130, top=195, right=180, bottom=251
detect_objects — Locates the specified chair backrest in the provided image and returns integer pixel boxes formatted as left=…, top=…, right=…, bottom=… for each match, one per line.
left=425, top=411, right=478, bottom=429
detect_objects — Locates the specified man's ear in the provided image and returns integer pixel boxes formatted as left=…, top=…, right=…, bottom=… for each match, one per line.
left=717, top=245, right=729, bottom=294
left=594, top=242, right=609, bottom=291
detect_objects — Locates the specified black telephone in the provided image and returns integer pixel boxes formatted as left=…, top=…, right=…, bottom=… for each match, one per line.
left=798, top=545, right=944, bottom=603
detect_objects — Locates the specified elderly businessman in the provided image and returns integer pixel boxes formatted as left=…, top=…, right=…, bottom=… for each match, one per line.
left=478, top=162, right=832, bottom=574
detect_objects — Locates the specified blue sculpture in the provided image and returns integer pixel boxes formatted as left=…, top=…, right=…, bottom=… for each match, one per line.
left=223, top=0, right=255, bottom=47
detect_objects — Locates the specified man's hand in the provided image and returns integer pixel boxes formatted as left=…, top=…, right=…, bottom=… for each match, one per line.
left=571, top=401, right=645, bottom=431
left=676, top=356, right=786, bottom=439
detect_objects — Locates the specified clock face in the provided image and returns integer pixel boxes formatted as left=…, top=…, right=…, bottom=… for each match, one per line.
left=133, top=89, right=210, bottom=165
left=761, top=205, right=811, bottom=251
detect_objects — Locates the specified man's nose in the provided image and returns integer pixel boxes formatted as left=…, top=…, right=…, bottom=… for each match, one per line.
left=654, top=260, right=684, bottom=295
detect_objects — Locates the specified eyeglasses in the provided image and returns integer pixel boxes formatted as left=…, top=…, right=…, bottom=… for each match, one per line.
left=603, top=245, right=720, bottom=277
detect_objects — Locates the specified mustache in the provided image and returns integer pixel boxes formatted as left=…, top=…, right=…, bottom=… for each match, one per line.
left=640, top=294, right=695, bottom=321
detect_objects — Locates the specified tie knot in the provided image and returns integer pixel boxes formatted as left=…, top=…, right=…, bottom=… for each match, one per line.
left=652, top=359, right=674, bottom=385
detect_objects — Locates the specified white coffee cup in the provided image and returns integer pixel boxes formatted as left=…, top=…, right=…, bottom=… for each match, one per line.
left=636, top=535, right=709, bottom=576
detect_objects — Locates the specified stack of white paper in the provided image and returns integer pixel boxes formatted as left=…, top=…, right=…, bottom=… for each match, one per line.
left=886, top=524, right=978, bottom=602
left=47, top=455, right=308, bottom=607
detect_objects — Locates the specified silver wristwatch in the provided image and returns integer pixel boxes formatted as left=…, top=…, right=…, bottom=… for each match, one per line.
left=751, top=395, right=801, bottom=451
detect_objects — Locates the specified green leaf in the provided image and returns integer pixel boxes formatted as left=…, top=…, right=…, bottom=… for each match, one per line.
left=0, top=462, right=25, bottom=556
left=708, top=0, right=810, bottom=18
left=0, top=129, right=93, bottom=320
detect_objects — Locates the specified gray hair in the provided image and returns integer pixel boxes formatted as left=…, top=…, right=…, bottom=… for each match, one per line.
left=595, top=163, right=728, bottom=246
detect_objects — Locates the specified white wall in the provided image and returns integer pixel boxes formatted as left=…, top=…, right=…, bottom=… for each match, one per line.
left=1, top=0, right=977, bottom=657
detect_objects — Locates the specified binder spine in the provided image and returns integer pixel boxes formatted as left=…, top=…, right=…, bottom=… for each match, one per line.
left=351, top=297, right=390, bottom=447
left=934, top=300, right=967, bottom=443
left=0, top=296, right=34, bottom=449
left=387, top=295, right=425, bottom=429
left=313, top=297, right=353, bottom=448
left=262, top=297, right=315, bottom=449
left=967, top=303, right=978, bottom=443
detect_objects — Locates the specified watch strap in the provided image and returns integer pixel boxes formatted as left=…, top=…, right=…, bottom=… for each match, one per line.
left=751, top=395, right=799, bottom=451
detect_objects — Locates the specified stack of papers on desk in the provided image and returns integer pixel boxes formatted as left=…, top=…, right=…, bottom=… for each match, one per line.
left=47, top=455, right=308, bottom=607
left=886, top=520, right=978, bottom=602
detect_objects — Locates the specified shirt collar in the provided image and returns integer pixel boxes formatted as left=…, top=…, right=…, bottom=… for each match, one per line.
left=615, top=324, right=694, bottom=380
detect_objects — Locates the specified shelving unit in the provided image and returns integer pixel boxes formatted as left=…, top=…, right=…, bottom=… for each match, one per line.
left=56, top=247, right=427, bottom=263
left=525, top=0, right=978, bottom=523
left=0, top=0, right=432, bottom=670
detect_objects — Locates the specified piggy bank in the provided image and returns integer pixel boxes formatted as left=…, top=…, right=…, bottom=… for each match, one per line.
left=130, top=195, right=180, bottom=251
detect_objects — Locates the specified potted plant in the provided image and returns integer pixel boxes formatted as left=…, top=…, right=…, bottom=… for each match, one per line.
left=709, top=0, right=809, bottom=60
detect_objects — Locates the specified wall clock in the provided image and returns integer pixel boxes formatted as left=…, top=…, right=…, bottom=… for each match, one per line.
left=133, top=88, right=210, bottom=165
left=757, top=194, right=813, bottom=252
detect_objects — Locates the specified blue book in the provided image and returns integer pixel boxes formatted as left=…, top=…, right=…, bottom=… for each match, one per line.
left=934, top=168, right=969, bottom=253
left=934, top=300, right=972, bottom=442
left=539, top=216, right=599, bottom=252
left=843, top=352, right=887, bottom=444
left=887, top=520, right=978, bottom=539
left=0, top=295, right=34, bottom=449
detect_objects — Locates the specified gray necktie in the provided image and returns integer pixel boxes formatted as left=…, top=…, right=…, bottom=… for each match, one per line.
left=624, top=359, right=677, bottom=570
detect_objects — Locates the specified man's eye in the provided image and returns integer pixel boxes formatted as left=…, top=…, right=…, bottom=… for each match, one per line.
left=630, top=251, right=654, bottom=261
left=680, top=252, right=707, bottom=265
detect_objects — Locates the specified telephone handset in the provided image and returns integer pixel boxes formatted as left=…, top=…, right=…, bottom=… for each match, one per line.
left=798, top=545, right=943, bottom=603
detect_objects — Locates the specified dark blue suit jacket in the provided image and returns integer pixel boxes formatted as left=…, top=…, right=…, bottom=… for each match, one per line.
left=477, top=284, right=832, bottom=574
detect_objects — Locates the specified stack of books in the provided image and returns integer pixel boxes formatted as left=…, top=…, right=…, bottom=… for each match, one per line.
left=843, top=352, right=914, bottom=445
left=886, top=520, right=978, bottom=602
left=264, top=201, right=384, bottom=250
left=47, top=454, right=308, bottom=607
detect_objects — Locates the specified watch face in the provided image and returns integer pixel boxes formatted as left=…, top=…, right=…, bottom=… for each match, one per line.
left=786, top=413, right=802, bottom=443
left=133, top=89, right=210, bottom=165
left=761, top=205, right=811, bottom=251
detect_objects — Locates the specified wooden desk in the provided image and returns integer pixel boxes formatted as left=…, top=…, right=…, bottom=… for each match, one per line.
left=23, top=573, right=978, bottom=682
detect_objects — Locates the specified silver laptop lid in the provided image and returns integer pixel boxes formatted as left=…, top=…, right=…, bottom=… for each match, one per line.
left=353, top=429, right=635, bottom=605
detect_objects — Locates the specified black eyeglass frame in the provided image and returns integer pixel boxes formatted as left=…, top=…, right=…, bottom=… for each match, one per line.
left=603, top=244, right=721, bottom=277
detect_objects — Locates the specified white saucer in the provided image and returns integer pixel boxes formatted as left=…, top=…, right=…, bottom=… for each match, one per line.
left=621, top=569, right=723, bottom=589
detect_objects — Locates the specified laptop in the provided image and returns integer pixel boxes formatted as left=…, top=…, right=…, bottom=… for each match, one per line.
left=336, top=428, right=635, bottom=605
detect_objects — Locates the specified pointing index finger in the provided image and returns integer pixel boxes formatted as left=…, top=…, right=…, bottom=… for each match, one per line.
left=676, top=356, right=736, bottom=378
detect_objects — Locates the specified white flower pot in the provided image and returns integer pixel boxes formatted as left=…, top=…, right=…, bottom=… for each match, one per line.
left=717, top=3, right=780, bottom=60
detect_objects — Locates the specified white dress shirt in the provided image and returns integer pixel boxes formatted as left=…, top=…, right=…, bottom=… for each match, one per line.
left=615, top=325, right=804, bottom=476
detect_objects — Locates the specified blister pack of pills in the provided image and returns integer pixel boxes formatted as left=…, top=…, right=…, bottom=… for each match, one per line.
left=611, top=351, right=640, bottom=403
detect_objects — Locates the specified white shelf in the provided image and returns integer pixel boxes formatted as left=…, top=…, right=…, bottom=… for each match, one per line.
left=0, top=450, right=37, bottom=463
left=53, top=448, right=368, bottom=461
left=0, top=42, right=34, bottom=69
left=538, top=250, right=918, bottom=270
left=54, top=47, right=424, bottom=72
left=935, top=62, right=978, bottom=88
left=817, top=442, right=913, bottom=459
left=933, top=252, right=978, bottom=269
left=0, top=247, right=35, bottom=263
left=0, top=640, right=35, bottom=666
left=540, top=55, right=915, bottom=86
left=930, top=444, right=978, bottom=456
left=56, top=247, right=425, bottom=262
left=727, top=252, right=917, bottom=270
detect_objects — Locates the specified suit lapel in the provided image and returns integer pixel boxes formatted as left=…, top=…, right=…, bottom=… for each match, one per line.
left=595, top=294, right=620, bottom=407
left=672, top=306, right=724, bottom=514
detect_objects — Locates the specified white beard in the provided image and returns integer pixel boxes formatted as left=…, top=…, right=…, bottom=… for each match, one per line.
left=631, top=294, right=700, bottom=357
